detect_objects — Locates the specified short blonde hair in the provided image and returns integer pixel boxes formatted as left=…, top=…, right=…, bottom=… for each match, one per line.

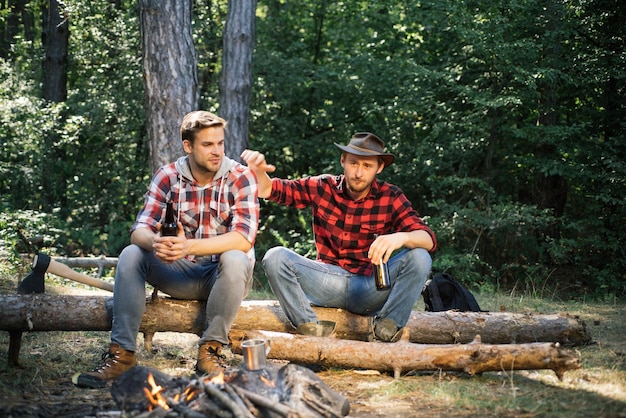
left=180, top=111, right=227, bottom=143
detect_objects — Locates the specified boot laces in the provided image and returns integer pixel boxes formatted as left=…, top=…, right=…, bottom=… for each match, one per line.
left=204, top=345, right=226, bottom=365
left=94, top=349, right=118, bottom=372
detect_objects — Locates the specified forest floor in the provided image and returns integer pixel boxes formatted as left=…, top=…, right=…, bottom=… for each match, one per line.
left=0, top=263, right=625, bottom=417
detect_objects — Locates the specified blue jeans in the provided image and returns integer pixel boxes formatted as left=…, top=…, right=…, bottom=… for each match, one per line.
left=262, top=247, right=432, bottom=329
left=111, top=244, right=253, bottom=351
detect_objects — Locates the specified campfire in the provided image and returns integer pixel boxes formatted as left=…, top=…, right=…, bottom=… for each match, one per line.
left=111, top=363, right=350, bottom=417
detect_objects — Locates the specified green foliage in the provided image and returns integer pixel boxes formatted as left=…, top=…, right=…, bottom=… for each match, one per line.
left=250, top=0, right=626, bottom=297
left=0, top=207, right=64, bottom=263
left=0, top=0, right=624, bottom=297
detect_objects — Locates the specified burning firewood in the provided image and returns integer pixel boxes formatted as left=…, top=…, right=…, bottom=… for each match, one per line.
left=110, top=364, right=350, bottom=418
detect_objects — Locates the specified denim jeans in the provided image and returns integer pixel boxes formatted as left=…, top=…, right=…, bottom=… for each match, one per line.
left=111, top=244, right=253, bottom=351
left=262, top=246, right=432, bottom=329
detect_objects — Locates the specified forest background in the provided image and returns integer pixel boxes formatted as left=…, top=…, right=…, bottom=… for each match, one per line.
left=0, top=0, right=624, bottom=300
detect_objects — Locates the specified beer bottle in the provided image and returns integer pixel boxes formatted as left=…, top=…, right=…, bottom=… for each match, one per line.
left=161, top=200, right=178, bottom=236
left=374, top=259, right=391, bottom=290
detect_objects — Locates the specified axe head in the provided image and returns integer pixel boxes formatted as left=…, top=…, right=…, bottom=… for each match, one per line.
left=17, top=253, right=51, bottom=294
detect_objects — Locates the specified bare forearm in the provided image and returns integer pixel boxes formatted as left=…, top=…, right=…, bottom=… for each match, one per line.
left=369, top=229, right=435, bottom=263
left=130, top=227, right=157, bottom=252
left=402, top=230, right=435, bottom=251
left=255, top=172, right=273, bottom=198
left=186, top=231, right=252, bottom=256
left=240, top=149, right=276, bottom=199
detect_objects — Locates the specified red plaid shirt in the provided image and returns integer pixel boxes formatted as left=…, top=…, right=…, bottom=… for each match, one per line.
left=132, top=156, right=259, bottom=260
left=269, top=174, right=436, bottom=275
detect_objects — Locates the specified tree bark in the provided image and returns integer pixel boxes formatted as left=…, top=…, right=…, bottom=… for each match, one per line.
left=219, top=0, right=257, bottom=161
left=230, top=330, right=580, bottom=380
left=41, top=0, right=69, bottom=212
left=42, top=0, right=68, bottom=102
left=139, top=0, right=198, bottom=173
left=0, top=295, right=592, bottom=346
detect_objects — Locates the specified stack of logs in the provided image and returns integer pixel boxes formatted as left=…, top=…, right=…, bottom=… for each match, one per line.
left=1, top=256, right=590, bottom=380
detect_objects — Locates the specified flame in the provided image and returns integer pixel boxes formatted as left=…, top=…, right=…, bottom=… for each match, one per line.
left=144, top=373, right=170, bottom=411
left=260, top=374, right=275, bottom=388
left=183, top=386, right=197, bottom=402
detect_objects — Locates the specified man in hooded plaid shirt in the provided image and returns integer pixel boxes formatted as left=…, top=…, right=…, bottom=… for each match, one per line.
left=74, top=111, right=259, bottom=388
left=242, top=132, right=436, bottom=341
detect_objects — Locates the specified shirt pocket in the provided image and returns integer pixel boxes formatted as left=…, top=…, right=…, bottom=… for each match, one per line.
left=362, top=221, right=387, bottom=238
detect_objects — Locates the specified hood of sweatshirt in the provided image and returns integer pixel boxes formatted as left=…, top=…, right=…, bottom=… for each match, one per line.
left=174, top=155, right=238, bottom=185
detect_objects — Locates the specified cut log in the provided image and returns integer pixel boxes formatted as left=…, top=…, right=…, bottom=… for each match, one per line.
left=230, top=330, right=581, bottom=380
left=0, top=295, right=592, bottom=366
left=0, top=295, right=592, bottom=344
left=52, top=256, right=119, bottom=270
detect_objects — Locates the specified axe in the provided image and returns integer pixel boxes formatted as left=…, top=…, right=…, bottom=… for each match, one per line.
left=17, top=253, right=115, bottom=293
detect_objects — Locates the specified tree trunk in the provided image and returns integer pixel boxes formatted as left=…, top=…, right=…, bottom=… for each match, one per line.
left=0, top=295, right=592, bottom=346
left=139, top=0, right=198, bottom=173
left=230, top=330, right=580, bottom=380
left=40, top=0, right=69, bottom=213
left=533, top=0, right=567, bottom=238
left=219, top=0, right=257, bottom=161
left=2, top=0, right=33, bottom=58
left=42, top=0, right=68, bottom=102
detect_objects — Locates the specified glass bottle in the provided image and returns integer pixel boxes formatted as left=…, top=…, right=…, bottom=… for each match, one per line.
left=161, top=200, right=178, bottom=236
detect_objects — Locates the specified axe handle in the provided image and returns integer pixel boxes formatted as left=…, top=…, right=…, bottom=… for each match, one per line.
left=45, top=257, right=114, bottom=292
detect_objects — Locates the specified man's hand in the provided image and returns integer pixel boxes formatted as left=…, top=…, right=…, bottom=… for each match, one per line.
left=368, top=233, right=407, bottom=264
left=241, top=149, right=276, bottom=199
left=240, top=149, right=276, bottom=173
left=153, top=222, right=188, bottom=263
left=368, top=230, right=435, bottom=263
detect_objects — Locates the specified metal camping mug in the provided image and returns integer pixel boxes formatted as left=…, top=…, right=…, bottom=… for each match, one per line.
left=374, top=259, right=391, bottom=290
left=241, top=338, right=271, bottom=370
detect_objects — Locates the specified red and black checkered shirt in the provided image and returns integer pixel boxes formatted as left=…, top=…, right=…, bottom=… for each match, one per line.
left=269, top=174, right=436, bottom=276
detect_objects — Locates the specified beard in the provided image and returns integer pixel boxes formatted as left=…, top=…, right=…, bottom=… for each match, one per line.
left=345, top=177, right=372, bottom=196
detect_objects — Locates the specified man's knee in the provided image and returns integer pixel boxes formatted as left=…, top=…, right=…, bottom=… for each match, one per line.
left=404, top=248, right=433, bottom=273
left=219, top=250, right=253, bottom=280
left=117, top=244, right=149, bottom=269
left=262, top=246, right=289, bottom=268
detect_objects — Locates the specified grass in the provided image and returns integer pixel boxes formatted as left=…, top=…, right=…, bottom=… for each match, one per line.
left=0, top=259, right=625, bottom=417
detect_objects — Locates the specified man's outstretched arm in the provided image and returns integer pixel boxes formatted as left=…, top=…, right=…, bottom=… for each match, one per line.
left=240, top=149, right=276, bottom=199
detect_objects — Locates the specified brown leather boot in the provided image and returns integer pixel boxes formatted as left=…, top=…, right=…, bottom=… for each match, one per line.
left=72, top=343, right=136, bottom=389
left=196, top=341, right=226, bottom=376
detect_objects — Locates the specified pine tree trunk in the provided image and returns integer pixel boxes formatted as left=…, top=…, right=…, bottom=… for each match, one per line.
left=42, top=0, right=68, bottom=102
left=219, top=0, right=257, bottom=161
left=139, top=0, right=198, bottom=172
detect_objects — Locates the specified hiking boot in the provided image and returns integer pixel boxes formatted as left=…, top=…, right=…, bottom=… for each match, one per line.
left=196, top=341, right=226, bottom=376
left=369, top=318, right=402, bottom=342
left=72, top=343, right=136, bottom=389
left=296, top=320, right=336, bottom=337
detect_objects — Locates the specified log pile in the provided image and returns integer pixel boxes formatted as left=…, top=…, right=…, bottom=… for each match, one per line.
left=0, top=295, right=592, bottom=345
left=0, top=294, right=589, bottom=379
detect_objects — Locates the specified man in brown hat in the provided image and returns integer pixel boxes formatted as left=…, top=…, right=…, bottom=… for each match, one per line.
left=241, top=133, right=436, bottom=341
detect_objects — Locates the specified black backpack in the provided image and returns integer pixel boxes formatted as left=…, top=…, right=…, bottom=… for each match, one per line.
left=422, top=272, right=484, bottom=312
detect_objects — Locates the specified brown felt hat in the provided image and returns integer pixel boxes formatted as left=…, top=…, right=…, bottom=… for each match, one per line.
left=334, top=132, right=395, bottom=168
